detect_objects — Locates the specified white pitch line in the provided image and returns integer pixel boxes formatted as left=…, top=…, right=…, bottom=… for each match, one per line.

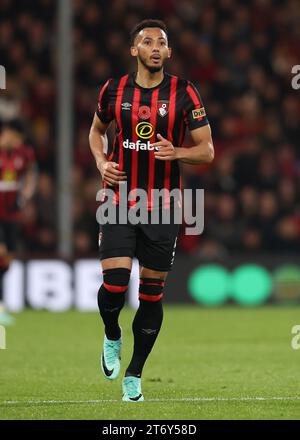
left=2, top=397, right=300, bottom=406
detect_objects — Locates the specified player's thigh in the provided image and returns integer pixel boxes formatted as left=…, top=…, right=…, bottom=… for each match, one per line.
left=139, top=265, right=167, bottom=281
left=101, top=256, right=133, bottom=271
left=98, top=221, right=136, bottom=263
left=136, top=221, right=179, bottom=273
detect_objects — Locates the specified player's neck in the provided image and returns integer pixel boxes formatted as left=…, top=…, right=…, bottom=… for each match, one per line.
left=135, top=68, right=164, bottom=89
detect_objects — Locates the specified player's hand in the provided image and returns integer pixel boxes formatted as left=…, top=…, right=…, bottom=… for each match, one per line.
left=98, top=161, right=127, bottom=187
left=153, top=134, right=178, bottom=161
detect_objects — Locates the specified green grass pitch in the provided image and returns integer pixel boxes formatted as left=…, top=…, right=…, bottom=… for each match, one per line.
left=1, top=306, right=300, bottom=420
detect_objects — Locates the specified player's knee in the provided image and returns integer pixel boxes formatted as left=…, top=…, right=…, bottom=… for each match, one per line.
left=138, top=278, right=165, bottom=303
left=101, top=267, right=131, bottom=295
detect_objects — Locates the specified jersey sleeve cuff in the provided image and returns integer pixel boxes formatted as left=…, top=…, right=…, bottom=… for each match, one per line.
left=96, top=110, right=111, bottom=124
left=188, top=118, right=209, bottom=130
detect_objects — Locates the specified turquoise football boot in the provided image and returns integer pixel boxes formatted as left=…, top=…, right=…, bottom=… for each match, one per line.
left=100, top=334, right=122, bottom=380
left=122, top=376, right=144, bottom=402
left=0, top=311, right=15, bottom=326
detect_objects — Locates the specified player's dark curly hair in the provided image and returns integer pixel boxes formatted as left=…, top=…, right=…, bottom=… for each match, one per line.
left=130, top=19, right=168, bottom=45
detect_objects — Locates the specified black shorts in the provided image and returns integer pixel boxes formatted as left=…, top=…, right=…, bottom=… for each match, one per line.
left=98, top=205, right=181, bottom=272
left=0, top=221, right=19, bottom=252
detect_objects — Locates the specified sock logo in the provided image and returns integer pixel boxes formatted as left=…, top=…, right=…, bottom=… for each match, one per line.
left=141, top=328, right=157, bottom=335
left=104, top=307, right=120, bottom=313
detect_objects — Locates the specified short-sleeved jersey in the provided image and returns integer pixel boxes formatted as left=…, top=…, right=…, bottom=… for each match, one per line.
left=0, top=144, right=35, bottom=221
left=96, top=72, right=209, bottom=209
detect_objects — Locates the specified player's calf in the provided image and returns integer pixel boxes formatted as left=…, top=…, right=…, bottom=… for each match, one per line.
left=98, top=267, right=131, bottom=380
left=123, top=277, right=164, bottom=400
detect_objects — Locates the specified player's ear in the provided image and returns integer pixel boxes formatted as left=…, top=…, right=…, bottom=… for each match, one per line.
left=167, top=47, right=172, bottom=58
left=130, top=46, right=138, bottom=57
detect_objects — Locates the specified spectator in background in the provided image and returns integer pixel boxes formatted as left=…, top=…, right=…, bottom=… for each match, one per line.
left=0, top=120, right=36, bottom=325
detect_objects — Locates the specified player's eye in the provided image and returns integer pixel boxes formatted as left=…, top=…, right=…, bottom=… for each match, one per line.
left=160, top=41, right=166, bottom=46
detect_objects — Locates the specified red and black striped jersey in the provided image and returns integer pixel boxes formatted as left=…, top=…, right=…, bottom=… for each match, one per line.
left=96, top=71, right=209, bottom=209
left=0, top=144, right=35, bottom=221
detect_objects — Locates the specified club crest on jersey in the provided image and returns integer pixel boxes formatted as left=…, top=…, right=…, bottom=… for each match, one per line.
left=138, top=105, right=151, bottom=120
left=157, top=101, right=169, bottom=117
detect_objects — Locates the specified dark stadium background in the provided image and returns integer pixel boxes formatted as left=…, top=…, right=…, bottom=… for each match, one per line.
left=1, top=0, right=300, bottom=307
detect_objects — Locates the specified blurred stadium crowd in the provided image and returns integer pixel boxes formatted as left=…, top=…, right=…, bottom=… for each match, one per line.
left=0, top=0, right=299, bottom=257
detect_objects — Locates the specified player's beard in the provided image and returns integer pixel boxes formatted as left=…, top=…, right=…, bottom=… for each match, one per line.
left=138, top=54, right=164, bottom=73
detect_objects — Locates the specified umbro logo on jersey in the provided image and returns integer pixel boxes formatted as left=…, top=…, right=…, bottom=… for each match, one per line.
left=121, top=102, right=132, bottom=110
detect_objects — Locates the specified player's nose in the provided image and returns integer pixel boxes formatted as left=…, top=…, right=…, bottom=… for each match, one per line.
left=151, top=48, right=161, bottom=57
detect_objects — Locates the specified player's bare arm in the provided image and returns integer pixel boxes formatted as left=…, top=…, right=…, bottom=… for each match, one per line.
left=89, top=113, right=127, bottom=187
left=19, top=164, right=38, bottom=207
left=153, top=124, right=214, bottom=164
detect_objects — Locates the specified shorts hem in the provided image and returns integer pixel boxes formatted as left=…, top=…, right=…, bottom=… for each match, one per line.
left=138, top=260, right=173, bottom=272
